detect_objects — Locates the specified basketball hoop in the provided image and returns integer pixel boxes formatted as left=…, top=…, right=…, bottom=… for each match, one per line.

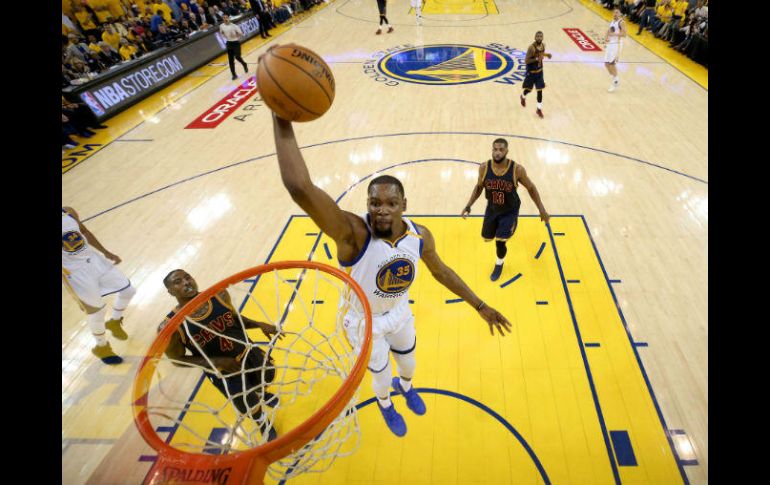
left=133, top=261, right=373, bottom=485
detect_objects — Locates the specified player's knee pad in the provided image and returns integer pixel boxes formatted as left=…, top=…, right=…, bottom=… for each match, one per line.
left=496, top=240, right=508, bottom=259
left=370, top=359, right=393, bottom=397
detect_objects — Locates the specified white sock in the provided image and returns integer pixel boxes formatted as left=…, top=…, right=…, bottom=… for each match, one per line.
left=88, top=307, right=108, bottom=346
left=496, top=258, right=504, bottom=265
left=377, top=395, right=392, bottom=408
left=537, top=102, right=543, bottom=110
left=399, top=377, right=412, bottom=392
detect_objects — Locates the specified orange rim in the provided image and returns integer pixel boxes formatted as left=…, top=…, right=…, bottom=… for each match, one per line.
left=132, top=260, right=373, bottom=481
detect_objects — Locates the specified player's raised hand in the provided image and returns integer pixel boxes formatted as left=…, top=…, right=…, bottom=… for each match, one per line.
left=258, top=321, right=284, bottom=340
left=478, top=305, right=512, bottom=336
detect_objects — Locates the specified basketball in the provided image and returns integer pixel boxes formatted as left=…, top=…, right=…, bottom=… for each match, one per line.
left=257, top=44, right=336, bottom=122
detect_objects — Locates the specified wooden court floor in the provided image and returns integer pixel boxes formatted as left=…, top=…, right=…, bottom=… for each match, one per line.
left=61, top=1, right=707, bottom=484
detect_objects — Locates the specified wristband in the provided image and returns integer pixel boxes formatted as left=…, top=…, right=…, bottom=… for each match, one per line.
left=476, top=301, right=486, bottom=311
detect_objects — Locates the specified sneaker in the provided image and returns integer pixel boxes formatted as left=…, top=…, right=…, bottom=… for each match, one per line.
left=392, top=377, right=426, bottom=415
left=91, top=342, right=123, bottom=365
left=63, top=143, right=78, bottom=150
left=608, top=84, right=616, bottom=93
left=520, top=94, right=526, bottom=107
left=536, top=108, right=544, bottom=119
left=231, top=74, right=237, bottom=80
left=387, top=26, right=394, bottom=33
left=376, top=28, right=382, bottom=35
left=377, top=401, right=406, bottom=437
left=490, top=262, right=504, bottom=281
left=105, top=317, right=128, bottom=340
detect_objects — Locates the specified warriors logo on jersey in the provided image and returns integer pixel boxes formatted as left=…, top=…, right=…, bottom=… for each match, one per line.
left=62, top=230, right=86, bottom=253
left=376, top=257, right=415, bottom=295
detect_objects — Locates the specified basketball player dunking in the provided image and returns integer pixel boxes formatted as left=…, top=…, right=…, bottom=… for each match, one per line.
left=264, top=91, right=512, bottom=437
left=520, top=31, right=552, bottom=119
left=461, top=139, right=550, bottom=281
left=375, top=0, right=394, bottom=35
left=604, top=8, right=626, bottom=92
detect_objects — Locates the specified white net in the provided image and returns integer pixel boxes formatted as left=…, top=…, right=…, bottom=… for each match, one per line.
left=145, top=265, right=368, bottom=482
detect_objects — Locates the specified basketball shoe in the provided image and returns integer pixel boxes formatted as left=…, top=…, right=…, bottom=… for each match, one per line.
left=392, top=377, right=426, bottom=415
left=377, top=401, right=407, bottom=437
left=92, top=342, right=123, bottom=365
left=105, top=317, right=128, bottom=340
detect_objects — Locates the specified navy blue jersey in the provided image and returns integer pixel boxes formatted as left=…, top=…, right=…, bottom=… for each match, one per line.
left=483, top=159, right=520, bottom=213
left=526, top=43, right=545, bottom=73
left=166, top=293, right=250, bottom=360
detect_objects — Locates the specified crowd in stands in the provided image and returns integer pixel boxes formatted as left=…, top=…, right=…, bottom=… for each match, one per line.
left=599, top=0, right=707, bottom=67
left=62, top=0, right=324, bottom=151
left=62, top=0, right=325, bottom=86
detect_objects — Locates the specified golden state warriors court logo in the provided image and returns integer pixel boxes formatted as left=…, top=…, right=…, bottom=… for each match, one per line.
left=364, top=44, right=527, bottom=86
left=376, top=258, right=415, bottom=295
left=62, top=231, right=86, bottom=253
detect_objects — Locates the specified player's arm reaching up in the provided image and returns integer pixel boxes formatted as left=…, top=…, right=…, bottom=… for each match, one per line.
left=416, top=223, right=512, bottom=336
left=270, top=113, right=368, bottom=262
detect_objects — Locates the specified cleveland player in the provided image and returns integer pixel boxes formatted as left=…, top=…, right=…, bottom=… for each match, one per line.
left=266, top=107, right=512, bottom=438
left=461, top=139, right=550, bottom=281
left=160, top=269, right=282, bottom=441
left=520, top=31, right=552, bottom=118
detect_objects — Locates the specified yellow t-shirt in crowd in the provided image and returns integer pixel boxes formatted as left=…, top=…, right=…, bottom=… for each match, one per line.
left=656, top=4, right=673, bottom=23
left=102, top=30, right=122, bottom=49
left=106, top=0, right=125, bottom=19
left=89, top=0, right=115, bottom=23
left=75, top=11, right=98, bottom=30
left=153, top=2, right=173, bottom=24
left=673, top=0, right=688, bottom=17
left=119, top=44, right=138, bottom=60
left=88, top=42, right=102, bottom=54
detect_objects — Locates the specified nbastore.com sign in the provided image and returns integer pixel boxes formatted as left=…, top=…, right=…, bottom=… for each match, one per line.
left=80, top=55, right=184, bottom=116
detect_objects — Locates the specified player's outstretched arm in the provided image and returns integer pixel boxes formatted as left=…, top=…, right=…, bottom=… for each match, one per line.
left=63, top=206, right=121, bottom=264
left=462, top=162, right=486, bottom=218
left=270, top=113, right=361, bottom=250
left=516, top=165, right=550, bottom=223
left=417, top=224, right=512, bottom=336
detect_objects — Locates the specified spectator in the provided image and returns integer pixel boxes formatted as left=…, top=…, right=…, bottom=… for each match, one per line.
left=152, top=0, right=174, bottom=23
left=118, top=37, right=139, bottom=59
left=102, top=23, right=122, bottom=49
left=73, top=4, right=101, bottom=38
left=97, top=42, right=123, bottom=67
left=650, top=0, right=673, bottom=35
left=65, top=33, right=92, bottom=61
left=63, top=96, right=108, bottom=132
left=209, top=4, right=225, bottom=23
left=151, top=9, right=165, bottom=32
left=87, top=34, right=103, bottom=54
left=106, top=0, right=126, bottom=19
left=635, top=0, right=656, bottom=35
left=177, top=18, right=198, bottom=36
left=90, top=0, right=116, bottom=24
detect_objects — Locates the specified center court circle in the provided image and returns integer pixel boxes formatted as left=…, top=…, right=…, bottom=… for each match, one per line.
left=377, top=44, right=517, bottom=85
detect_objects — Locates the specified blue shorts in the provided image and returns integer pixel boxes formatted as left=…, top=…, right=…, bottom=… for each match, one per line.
left=522, top=71, right=545, bottom=90
left=482, top=205, right=520, bottom=241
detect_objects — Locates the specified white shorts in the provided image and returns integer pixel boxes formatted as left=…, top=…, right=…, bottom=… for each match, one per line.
left=343, top=299, right=415, bottom=373
left=63, top=253, right=131, bottom=309
left=410, top=0, right=421, bottom=8
left=604, top=43, right=621, bottom=63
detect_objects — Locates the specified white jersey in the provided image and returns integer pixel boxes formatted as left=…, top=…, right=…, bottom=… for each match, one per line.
left=62, top=209, right=93, bottom=271
left=607, top=18, right=624, bottom=45
left=341, top=214, right=423, bottom=316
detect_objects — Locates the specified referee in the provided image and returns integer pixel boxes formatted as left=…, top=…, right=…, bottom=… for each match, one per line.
left=219, top=14, right=250, bottom=80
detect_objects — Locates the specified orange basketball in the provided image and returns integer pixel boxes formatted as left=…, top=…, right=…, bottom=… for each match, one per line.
left=257, top=44, right=335, bottom=122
